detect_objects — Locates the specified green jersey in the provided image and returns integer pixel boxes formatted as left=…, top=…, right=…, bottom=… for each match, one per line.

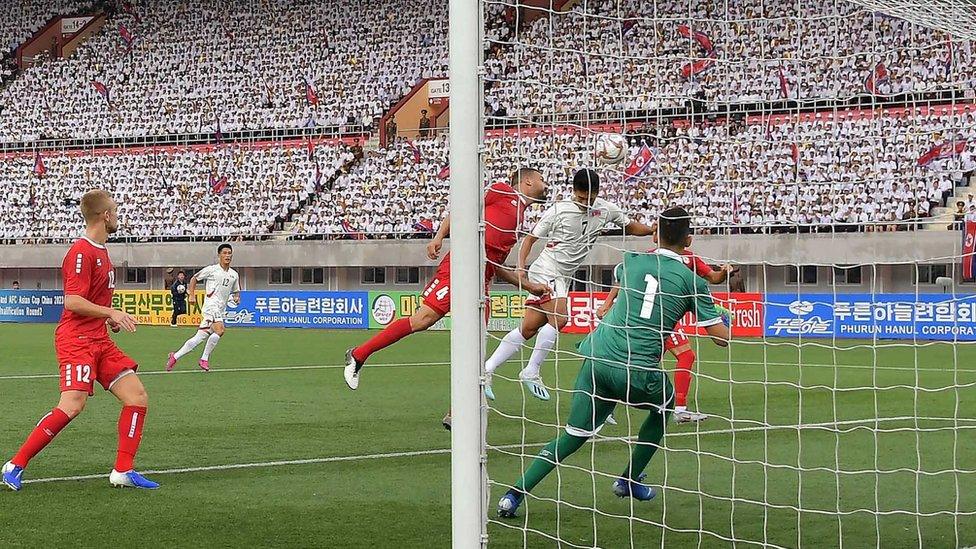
left=579, top=248, right=722, bottom=370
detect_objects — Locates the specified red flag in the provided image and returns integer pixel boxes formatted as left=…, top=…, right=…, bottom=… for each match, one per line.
left=304, top=77, right=319, bottom=106
left=676, top=24, right=716, bottom=80
left=437, top=165, right=450, bottom=180
left=341, top=219, right=366, bottom=240
left=917, top=141, right=967, bottom=167
left=963, top=221, right=976, bottom=282
left=791, top=142, right=799, bottom=164
left=864, top=62, right=890, bottom=95
left=945, top=40, right=954, bottom=77
left=623, top=144, right=654, bottom=183
left=33, top=152, right=46, bottom=177
left=407, top=140, right=421, bottom=164
left=210, top=172, right=229, bottom=195
left=621, top=13, right=638, bottom=38
left=91, top=80, right=110, bottom=103
left=122, top=1, right=142, bottom=24
left=119, top=23, right=134, bottom=48
left=778, top=66, right=790, bottom=98
left=306, top=138, right=315, bottom=161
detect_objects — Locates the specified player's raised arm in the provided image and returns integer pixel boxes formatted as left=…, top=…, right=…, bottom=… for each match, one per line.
left=517, top=233, right=540, bottom=274
left=623, top=220, right=656, bottom=237
left=427, top=213, right=450, bottom=260
left=494, top=265, right=549, bottom=296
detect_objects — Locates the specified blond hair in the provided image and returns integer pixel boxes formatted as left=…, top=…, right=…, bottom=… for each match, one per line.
left=80, top=189, right=114, bottom=224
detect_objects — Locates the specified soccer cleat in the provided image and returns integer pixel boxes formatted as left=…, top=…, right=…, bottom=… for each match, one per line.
left=612, top=473, right=656, bottom=501
left=343, top=348, right=362, bottom=390
left=484, top=382, right=496, bottom=401
left=2, top=461, right=24, bottom=491
left=198, top=359, right=210, bottom=372
left=497, top=492, right=523, bottom=518
left=166, top=352, right=177, bottom=372
left=109, top=469, right=159, bottom=490
left=442, top=412, right=452, bottom=431
left=674, top=410, right=708, bottom=424
left=604, top=414, right=618, bottom=426
left=519, top=375, right=550, bottom=401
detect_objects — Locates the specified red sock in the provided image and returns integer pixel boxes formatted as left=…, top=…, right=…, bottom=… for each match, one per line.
left=115, top=405, right=147, bottom=472
left=673, top=350, right=696, bottom=408
left=11, top=408, right=73, bottom=468
left=353, top=318, right=414, bottom=363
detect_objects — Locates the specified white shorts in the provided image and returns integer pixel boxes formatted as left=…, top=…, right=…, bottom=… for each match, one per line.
left=526, top=258, right=572, bottom=306
left=199, top=310, right=226, bottom=329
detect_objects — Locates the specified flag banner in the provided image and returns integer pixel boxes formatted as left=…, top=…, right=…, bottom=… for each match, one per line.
left=864, top=62, right=890, bottom=95
left=917, top=140, right=967, bottom=167
left=964, top=220, right=976, bottom=282
left=623, top=144, right=655, bottom=183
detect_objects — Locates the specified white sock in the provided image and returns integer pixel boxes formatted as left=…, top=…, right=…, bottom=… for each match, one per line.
left=520, top=323, right=558, bottom=380
left=485, top=328, right=526, bottom=375
left=174, top=331, right=209, bottom=360
left=201, top=333, right=221, bottom=360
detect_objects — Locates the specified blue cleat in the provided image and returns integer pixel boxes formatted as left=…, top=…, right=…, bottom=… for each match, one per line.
left=2, top=461, right=24, bottom=491
left=484, top=383, right=496, bottom=401
left=109, top=469, right=160, bottom=490
left=612, top=473, right=656, bottom=501
left=497, top=491, right=523, bottom=518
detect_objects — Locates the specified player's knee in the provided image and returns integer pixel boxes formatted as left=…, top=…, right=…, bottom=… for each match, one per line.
left=552, top=315, right=569, bottom=331
left=57, top=393, right=88, bottom=418
left=411, top=306, right=440, bottom=331
left=676, top=349, right=696, bottom=365
left=124, top=386, right=149, bottom=407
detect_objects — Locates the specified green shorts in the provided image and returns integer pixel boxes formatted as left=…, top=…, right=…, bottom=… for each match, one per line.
left=565, top=359, right=674, bottom=437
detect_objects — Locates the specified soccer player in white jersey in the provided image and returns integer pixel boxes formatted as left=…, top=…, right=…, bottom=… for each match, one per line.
left=484, top=169, right=656, bottom=400
left=167, top=244, right=240, bottom=372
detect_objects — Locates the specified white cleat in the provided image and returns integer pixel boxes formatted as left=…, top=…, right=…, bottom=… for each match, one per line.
left=604, top=414, right=618, bottom=426
left=673, top=410, right=708, bottom=424
left=519, top=375, right=550, bottom=401
left=344, top=348, right=361, bottom=390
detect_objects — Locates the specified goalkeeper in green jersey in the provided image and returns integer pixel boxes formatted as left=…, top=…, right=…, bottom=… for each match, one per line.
left=498, top=207, right=731, bottom=517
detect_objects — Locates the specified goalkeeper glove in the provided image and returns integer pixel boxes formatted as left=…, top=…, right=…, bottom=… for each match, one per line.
left=715, top=304, right=733, bottom=327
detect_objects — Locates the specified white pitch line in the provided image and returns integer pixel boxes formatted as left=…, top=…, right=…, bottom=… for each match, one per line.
left=21, top=416, right=973, bottom=487
left=2, top=357, right=975, bottom=382
left=0, top=361, right=450, bottom=381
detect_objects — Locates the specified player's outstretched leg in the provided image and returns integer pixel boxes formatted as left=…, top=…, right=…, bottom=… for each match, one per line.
left=484, top=303, right=550, bottom=401
left=198, top=323, right=225, bottom=371
left=169, top=330, right=209, bottom=371
left=3, top=393, right=84, bottom=491
left=108, top=373, right=158, bottom=489
left=344, top=305, right=441, bottom=390
left=518, top=299, right=569, bottom=401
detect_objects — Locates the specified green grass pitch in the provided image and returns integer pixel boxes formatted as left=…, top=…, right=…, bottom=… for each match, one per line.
left=0, top=323, right=974, bottom=548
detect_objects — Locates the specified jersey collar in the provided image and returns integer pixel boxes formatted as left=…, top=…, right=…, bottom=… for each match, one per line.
left=652, top=248, right=682, bottom=260
left=81, top=236, right=106, bottom=249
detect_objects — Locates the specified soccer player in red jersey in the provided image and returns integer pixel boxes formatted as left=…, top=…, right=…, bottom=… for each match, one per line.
left=343, top=169, right=551, bottom=399
left=2, top=189, right=159, bottom=491
left=598, top=243, right=731, bottom=423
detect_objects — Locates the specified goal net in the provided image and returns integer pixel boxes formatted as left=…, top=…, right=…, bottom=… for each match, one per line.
left=470, top=0, right=976, bottom=547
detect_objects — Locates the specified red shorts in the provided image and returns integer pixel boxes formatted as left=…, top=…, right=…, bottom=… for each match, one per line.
left=663, top=329, right=690, bottom=352
left=56, top=336, right=139, bottom=396
left=422, top=254, right=492, bottom=316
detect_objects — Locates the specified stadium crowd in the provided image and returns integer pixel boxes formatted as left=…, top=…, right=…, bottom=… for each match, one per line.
left=0, top=143, right=353, bottom=242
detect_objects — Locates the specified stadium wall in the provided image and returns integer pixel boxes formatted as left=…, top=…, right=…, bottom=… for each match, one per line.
left=0, top=232, right=969, bottom=294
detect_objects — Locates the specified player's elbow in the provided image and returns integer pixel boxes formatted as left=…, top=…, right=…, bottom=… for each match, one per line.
left=64, top=294, right=82, bottom=313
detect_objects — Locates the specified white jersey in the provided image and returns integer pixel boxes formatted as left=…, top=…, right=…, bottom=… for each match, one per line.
left=530, top=198, right=630, bottom=277
left=195, top=264, right=241, bottom=316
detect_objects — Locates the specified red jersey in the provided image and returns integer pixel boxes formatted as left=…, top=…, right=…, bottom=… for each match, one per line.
left=483, top=182, right=527, bottom=265
left=56, top=237, right=115, bottom=340
left=648, top=247, right=713, bottom=278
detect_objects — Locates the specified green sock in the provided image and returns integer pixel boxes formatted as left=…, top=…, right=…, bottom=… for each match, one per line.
left=623, top=410, right=667, bottom=481
left=515, top=432, right=588, bottom=493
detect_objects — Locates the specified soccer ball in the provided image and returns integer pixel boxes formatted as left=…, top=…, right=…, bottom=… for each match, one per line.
left=594, top=133, right=628, bottom=165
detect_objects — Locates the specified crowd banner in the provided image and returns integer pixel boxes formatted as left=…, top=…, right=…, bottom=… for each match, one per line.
left=564, top=291, right=764, bottom=337
left=0, top=291, right=64, bottom=323
left=113, top=290, right=205, bottom=326
left=367, top=290, right=527, bottom=331
left=764, top=293, right=976, bottom=341
left=225, top=291, right=368, bottom=329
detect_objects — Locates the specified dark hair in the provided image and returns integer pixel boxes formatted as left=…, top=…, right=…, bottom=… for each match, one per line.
left=177, top=270, right=185, bottom=275
left=218, top=244, right=233, bottom=254
left=658, top=207, right=692, bottom=247
left=572, top=169, right=599, bottom=195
